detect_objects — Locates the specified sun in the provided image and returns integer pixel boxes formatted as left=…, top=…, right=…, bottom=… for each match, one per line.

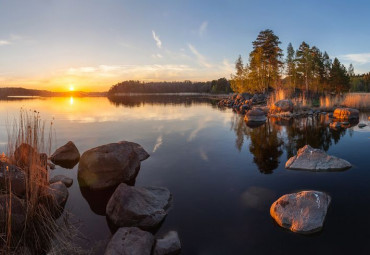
left=69, top=85, right=75, bottom=91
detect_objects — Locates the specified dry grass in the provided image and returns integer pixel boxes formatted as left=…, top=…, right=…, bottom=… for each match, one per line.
left=1, top=109, right=90, bottom=255
left=341, top=93, right=370, bottom=110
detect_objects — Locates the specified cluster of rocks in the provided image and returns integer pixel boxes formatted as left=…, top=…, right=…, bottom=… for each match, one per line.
left=218, top=93, right=267, bottom=114
left=0, top=141, right=79, bottom=235
left=270, top=145, right=352, bottom=234
left=76, top=141, right=181, bottom=255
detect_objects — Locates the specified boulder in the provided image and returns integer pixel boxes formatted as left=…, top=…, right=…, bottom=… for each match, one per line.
left=106, top=183, right=172, bottom=230
left=270, top=99, right=294, bottom=113
left=0, top=195, right=26, bottom=233
left=78, top=141, right=149, bottom=190
left=285, top=145, right=351, bottom=171
left=252, top=93, right=266, bottom=104
left=358, top=123, right=367, bottom=128
left=270, top=191, right=331, bottom=234
left=244, top=108, right=267, bottom=123
left=42, top=181, right=69, bottom=215
left=0, top=162, right=26, bottom=197
left=49, top=175, right=73, bottom=188
left=153, top=231, right=181, bottom=255
left=50, top=141, right=80, bottom=169
left=333, top=108, right=359, bottom=119
left=104, top=227, right=154, bottom=255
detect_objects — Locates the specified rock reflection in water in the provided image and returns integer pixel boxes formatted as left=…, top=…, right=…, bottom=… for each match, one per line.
left=231, top=113, right=350, bottom=173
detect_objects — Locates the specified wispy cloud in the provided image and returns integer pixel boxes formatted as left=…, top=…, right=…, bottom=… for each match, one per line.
left=0, top=40, right=11, bottom=46
left=152, top=30, right=162, bottom=49
left=198, top=21, right=208, bottom=37
left=188, top=44, right=212, bottom=68
left=339, top=53, right=370, bottom=64
left=152, top=53, right=163, bottom=59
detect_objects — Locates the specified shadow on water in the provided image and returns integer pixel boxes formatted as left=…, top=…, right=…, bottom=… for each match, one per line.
left=230, top=113, right=350, bottom=174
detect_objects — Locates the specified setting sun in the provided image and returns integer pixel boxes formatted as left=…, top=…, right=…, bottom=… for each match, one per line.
left=69, top=85, right=75, bottom=91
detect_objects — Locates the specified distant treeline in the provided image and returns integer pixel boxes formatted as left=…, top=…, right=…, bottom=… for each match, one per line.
left=350, top=73, right=370, bottom=92
left=108, top=78, right=232, bottom=95
left=0, top=87, right=106, bottom=98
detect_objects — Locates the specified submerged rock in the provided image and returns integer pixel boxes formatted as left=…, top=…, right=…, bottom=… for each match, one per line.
left=244, top=108, right=267, bottom=123
left=333, top=107, right=359, bottom=120
left=153, top=231, right=181, bottom=255
left=270, top=191, right=331, bottom=234
left=104, top=227, right=154, bottom=255
left=106, top=183, right=172, bottom=230
left=78, top=141, right=149, bottom=190
left=0, top=195, right=26, bottom=233
left=50, top=141, right=80, bottom=169
left=285, top=145, right=351, bottom=171
left=270, top=99, right=294, bottom=113
left=0, top=162, right=26, bottom=197
left=49, top=175, right=73, bottom=187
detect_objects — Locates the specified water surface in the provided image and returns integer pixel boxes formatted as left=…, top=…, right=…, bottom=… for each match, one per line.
left=0, top=96, right=369, bottom=254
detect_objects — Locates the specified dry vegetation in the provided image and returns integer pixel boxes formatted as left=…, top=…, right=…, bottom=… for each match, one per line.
left=1, top=109, right=90, bottom=255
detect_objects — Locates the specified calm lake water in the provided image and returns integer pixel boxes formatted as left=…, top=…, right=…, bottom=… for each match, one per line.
left=0, top=96, right=369, bottom=254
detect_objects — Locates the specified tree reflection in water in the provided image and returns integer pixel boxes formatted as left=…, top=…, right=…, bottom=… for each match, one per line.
left=230, top=113, right=349, bottom=174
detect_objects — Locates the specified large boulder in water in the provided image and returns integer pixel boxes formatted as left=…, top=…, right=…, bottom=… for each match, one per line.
left=0, top=162, right=26, bottom=197
left=285, top=145, right=351, bottom=171
left=333, top=107, right=359, bottom=119
left=49, top=174, right=73, bottom=188
left=153, top=231, right=182, bottom=255
left=244, top=108, right=267, bottom=123
left=106, top=183, right=172, bottom=230
left=270, top=191, right=331, bottom=234
left=104, top=227, right=154, bottom=255
left=50, top=141, right=80, bottom=169
left=78, top=141, right=149, bottom=190
left=270, top=99, right=294, bottom=113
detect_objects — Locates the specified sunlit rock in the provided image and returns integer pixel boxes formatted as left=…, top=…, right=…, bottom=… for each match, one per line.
left=270, top=191, right=331, bottom=234
left=49, top=174, right=73, bottom=187
left=104, top=227, right=154, bottom=255
left=333, top=107, right=359, bottom=120
left=270, top=99, right=293, bottom=113
left=106, top=183, right=172, bottom=230
left=50, top=141, right=80, bottom=169
left=78, top=141, right=149, bottom=190
left=153, top=231, right=182, bottom=255
left=285, top=145, right=351, bottom=171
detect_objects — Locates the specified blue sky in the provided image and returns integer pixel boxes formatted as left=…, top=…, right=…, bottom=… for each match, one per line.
left=1, top=0, right=370, bottom=91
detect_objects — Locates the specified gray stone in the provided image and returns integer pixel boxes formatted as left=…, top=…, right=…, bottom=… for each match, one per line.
left=106, top=183, right=172, bottom=230
left=50, top=141, right=80, bottom=169
left=104, top=227, right=154, bottom=255
left=270, top=191, right=331, bottom=234
left=78, top=141, right=149, bottom=190
left=0, top=162, right=26, bottom=197
left=285, top=145, right=351, bottom=171
left=0, top=195, right=26, bottom=233
left=49, top=175, right=73, bottom=187
left=358, top=123, right=367, bottom=128
left=244, top=108, right=266, bottom=122
left=44, top=181, right=69, bottom=209
left=153, top=231, right=181, bottom=255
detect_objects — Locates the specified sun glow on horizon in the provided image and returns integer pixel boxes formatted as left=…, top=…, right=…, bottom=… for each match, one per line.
left=69, top=85, right=75, bottom=91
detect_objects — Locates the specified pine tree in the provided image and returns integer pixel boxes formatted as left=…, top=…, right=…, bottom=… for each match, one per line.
left=286, top=43, right=297, bottom=91
left=329, top=58, right=350, bottom=92
left=296, top=41, right=313, bottom=92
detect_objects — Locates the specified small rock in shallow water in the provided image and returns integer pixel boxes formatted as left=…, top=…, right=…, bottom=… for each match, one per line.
left=270, top=191, right=331, bottom=234
left=154, top=231, right=181, bottom=255
left=104, top=227, right=154, bottom=255
left=50, top=141, right=80, bottom=169
left=285, top=145, right=351, bottom=171
left=358, top=123, right=367, bottom=128
left=49, top=175, right=73, bottom=187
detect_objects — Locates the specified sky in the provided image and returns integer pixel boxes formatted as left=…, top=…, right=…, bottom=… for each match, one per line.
left=1, top=0, right=370, bottom=92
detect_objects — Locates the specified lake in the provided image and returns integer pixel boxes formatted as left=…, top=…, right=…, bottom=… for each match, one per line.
left=0, top=95, right=369, bottom=254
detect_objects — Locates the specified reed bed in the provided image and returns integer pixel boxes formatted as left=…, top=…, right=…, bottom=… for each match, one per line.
left=1, top=109, right=89, bottom=255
